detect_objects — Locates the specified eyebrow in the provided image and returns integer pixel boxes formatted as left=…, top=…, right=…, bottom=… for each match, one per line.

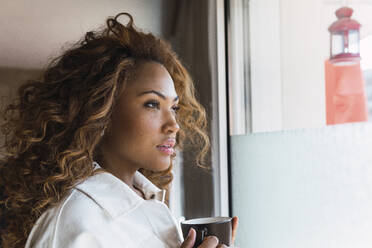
left=137, top=90, right=179, bottom=102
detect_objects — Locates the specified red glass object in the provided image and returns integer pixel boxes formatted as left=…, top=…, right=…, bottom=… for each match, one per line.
left=325, top=59, right=368, bottom=124
left=328, top=6, right=361, bottom=63
left=325, top=6, right=368, bottom=125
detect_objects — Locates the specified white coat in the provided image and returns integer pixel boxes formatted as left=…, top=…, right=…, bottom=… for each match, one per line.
left=25, top=162, right=183, bottom=248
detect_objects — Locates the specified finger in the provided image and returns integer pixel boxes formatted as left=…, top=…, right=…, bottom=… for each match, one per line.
left=198, top=236, right=219, bottom=248
left=231, top=216, right=239, bottom=244
left=180, top=228, right=196, bottom=248
left=216, top=244, right=228, bottom=248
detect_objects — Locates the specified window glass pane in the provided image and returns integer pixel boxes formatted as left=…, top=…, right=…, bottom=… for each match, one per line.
left=349, top=30, right=360, bottom=54
left=332, top=32, right=344, bottom=56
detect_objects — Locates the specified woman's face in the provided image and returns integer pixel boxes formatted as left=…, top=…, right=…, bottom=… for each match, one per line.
left=103, top=61, right=180, bottom=172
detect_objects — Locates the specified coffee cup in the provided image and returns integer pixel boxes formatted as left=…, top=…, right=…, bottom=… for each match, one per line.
left=181, top=216, right=232, bottom=247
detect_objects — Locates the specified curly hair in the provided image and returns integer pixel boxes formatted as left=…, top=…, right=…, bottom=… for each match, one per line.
left=0, top=13, right=210, bottom=248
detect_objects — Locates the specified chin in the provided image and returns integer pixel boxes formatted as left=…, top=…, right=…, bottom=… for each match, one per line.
left=151, top=159, right=171, bottom=172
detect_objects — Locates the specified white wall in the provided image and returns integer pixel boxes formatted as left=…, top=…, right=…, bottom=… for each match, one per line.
left=0, top=0, right=168, bottom=69
left=249, top=0, right=283, bottom=133
left=280, top=0, right=327, bottom=130
left=250, top=0, right=372, bottom=132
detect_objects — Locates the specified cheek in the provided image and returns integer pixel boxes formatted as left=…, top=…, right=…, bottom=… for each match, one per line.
left=112, top=112, right=160, bottom=148
left=135, top=114, right=162, bottom=142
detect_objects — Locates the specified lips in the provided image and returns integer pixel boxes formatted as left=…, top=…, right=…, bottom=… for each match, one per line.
left=157, top=138, right=176, bottom=148
left=156, top=138, right=176, bottom=155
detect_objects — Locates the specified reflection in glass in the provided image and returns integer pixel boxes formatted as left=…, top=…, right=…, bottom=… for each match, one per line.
left=349, top=29, right=360, bottom=54
left=331, top=32, right=344, bottom=56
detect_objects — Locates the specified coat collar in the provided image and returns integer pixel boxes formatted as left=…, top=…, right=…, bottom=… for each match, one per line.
left=74, top=162, right=166, bottom=218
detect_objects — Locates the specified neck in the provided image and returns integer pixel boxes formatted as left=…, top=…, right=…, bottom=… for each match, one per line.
left=98, top=147, right=139, bottom=191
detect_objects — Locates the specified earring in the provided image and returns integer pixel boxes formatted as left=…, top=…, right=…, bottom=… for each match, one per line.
left=171, top=152, right=177, bottom=160
left=101, top=129, right=105, bottom=137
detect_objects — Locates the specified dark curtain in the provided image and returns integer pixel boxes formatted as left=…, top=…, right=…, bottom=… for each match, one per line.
left=163, top=0, right=215, bottom=219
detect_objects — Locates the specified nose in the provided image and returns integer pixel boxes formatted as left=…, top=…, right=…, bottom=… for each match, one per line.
left=162, top=111, right=180, bottom=134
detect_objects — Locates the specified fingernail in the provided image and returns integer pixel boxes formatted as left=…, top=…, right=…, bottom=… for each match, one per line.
left=187, top=228, right=193, bottom=238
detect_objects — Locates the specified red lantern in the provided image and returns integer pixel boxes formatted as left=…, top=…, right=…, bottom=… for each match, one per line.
left=328, top=6, right=361, bottom=63
left=325, top=6, right=368, bottom=125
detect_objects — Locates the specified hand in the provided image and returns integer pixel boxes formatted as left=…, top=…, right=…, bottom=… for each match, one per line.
left=180, top=217, right=239, bottom=248
left=231, top=216, right=239, bottom=245
left=180, top=228, right=226, bottom=248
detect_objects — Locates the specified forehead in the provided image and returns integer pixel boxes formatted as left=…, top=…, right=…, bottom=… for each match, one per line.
left=126, top=61, right=177, bottom=96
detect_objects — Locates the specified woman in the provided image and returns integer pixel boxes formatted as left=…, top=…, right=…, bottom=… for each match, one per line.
left=0, top=13, right=237, bottom=247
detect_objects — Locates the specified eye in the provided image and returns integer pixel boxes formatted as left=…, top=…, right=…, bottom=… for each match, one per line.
left=172, top=105, right=180, bottom=113
left=144, top=100, right=159, bottom=109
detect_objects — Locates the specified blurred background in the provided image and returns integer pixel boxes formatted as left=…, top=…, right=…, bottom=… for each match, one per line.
left=2, top=1, right=372, bottom=247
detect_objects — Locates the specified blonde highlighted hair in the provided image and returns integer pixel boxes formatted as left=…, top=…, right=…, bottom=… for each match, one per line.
left=0, top=13, right=210, bottom=248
